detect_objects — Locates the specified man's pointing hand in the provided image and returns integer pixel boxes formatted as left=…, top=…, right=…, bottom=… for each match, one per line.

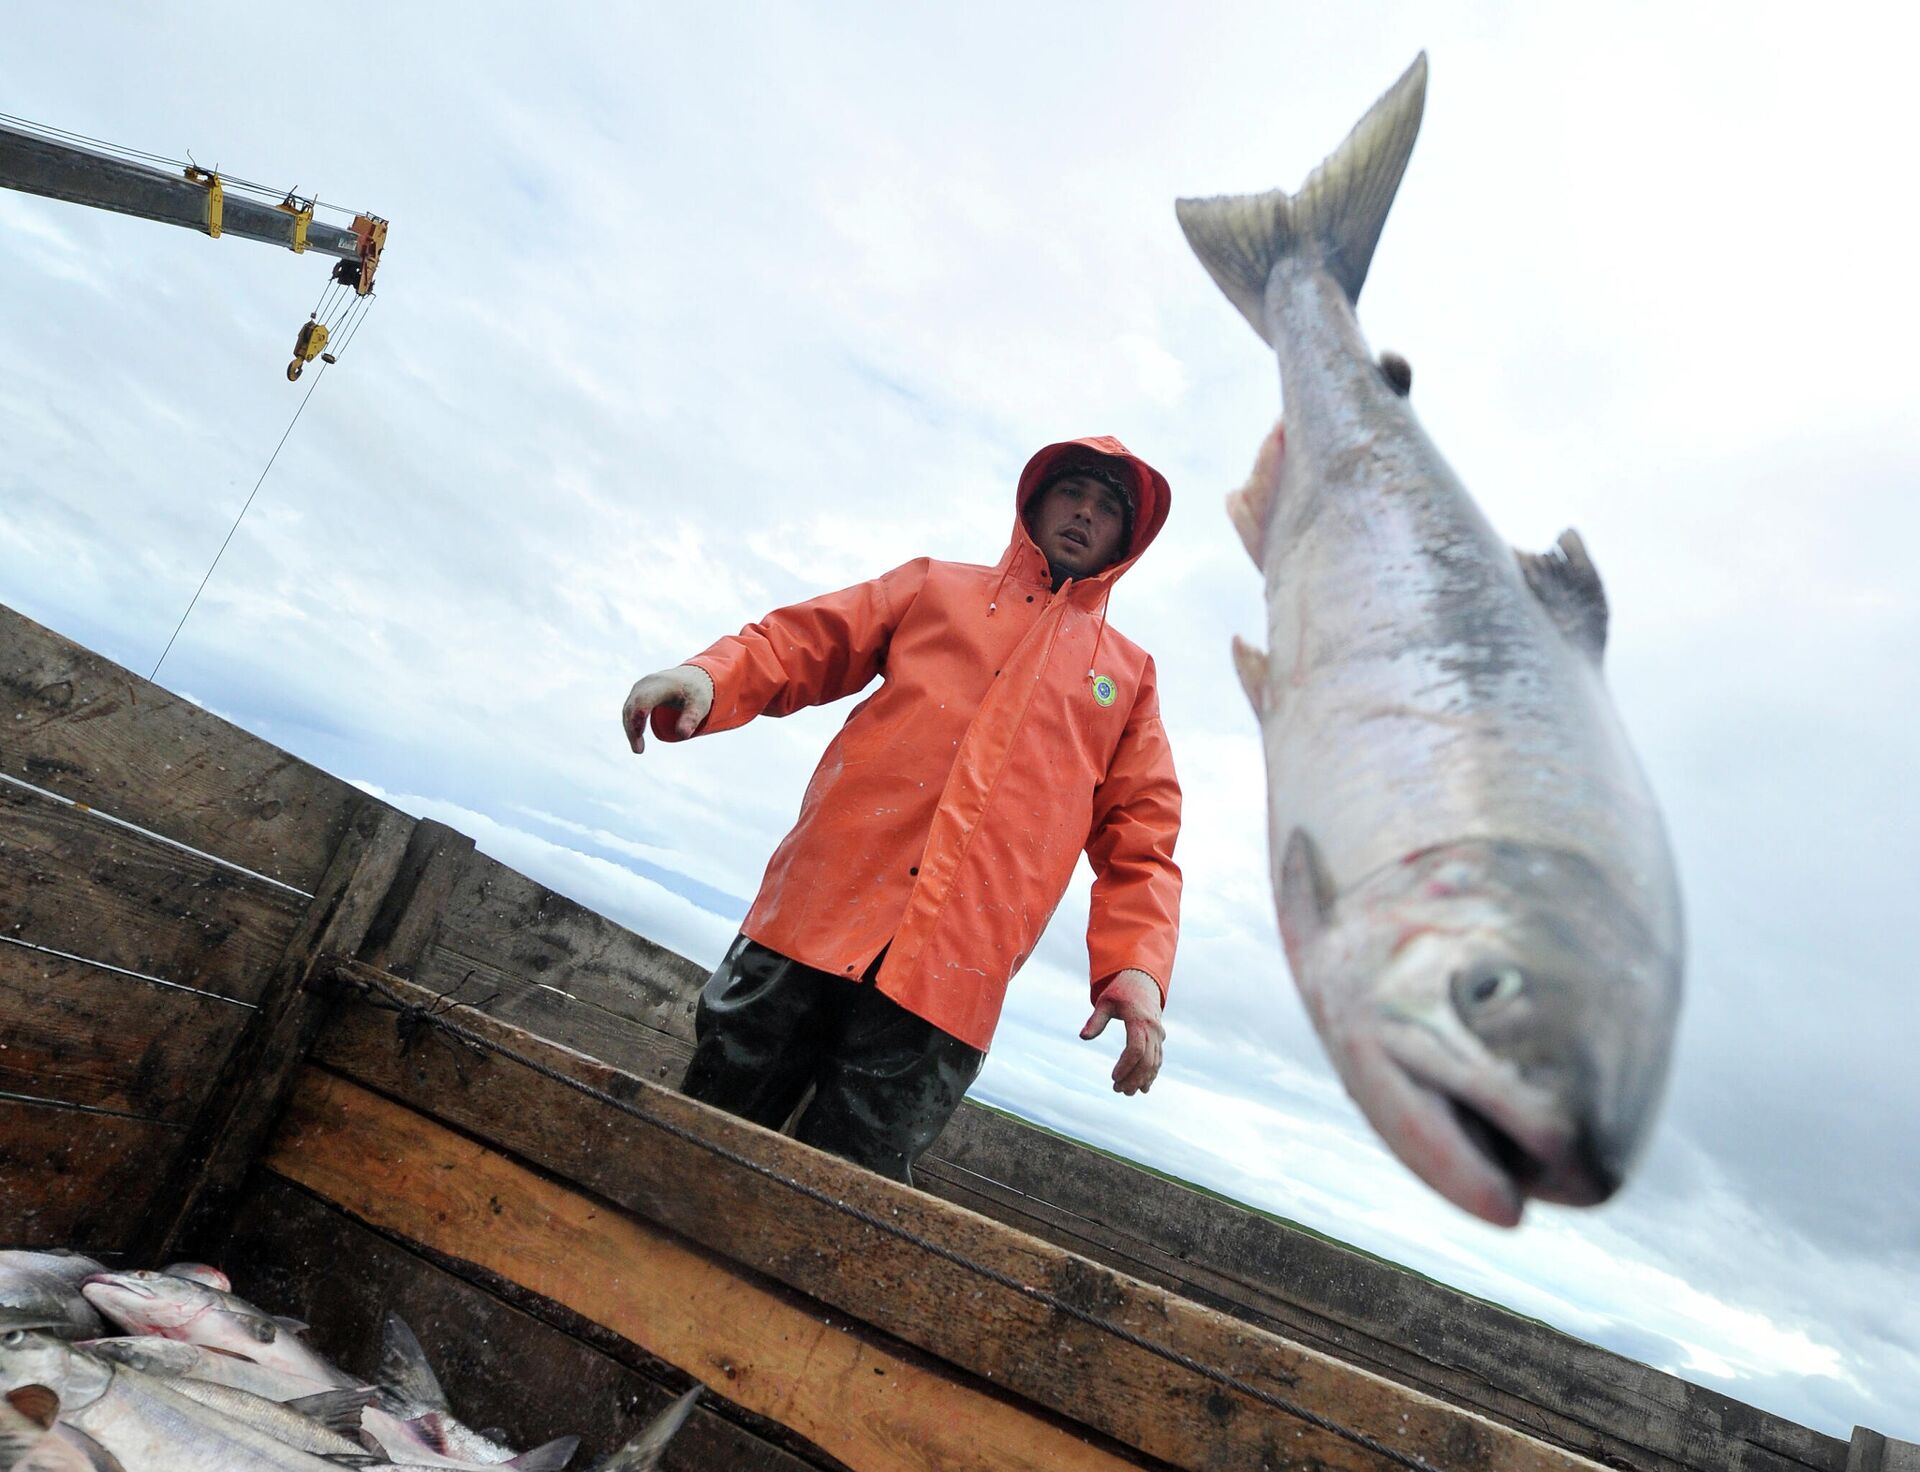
left=622, top=666, right=715, bottom=753
left=1080, top=968, right=1165, bottom=1096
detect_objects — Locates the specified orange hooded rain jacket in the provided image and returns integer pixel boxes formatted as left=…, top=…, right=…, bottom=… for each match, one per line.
left=657, top=437, right=1182, bottom=1052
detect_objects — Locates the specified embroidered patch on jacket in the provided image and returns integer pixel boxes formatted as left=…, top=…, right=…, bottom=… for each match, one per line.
left=1090, top=674, right=1118, bottom=707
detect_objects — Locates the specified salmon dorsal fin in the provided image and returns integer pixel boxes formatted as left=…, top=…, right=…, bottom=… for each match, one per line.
left=1175, top=53, right=1428, bottom=342
left=1516, top=529, right=1609, bottom=662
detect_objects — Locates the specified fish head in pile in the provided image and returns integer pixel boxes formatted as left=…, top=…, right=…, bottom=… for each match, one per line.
left=0, top=1331, right=109, bottom=1415
left=1285, top=835, right=1680, bottom=1227
left=0, top=1253, right=108, bottom=1341
left=80, top=1271, right=275, bottom=1351
left=77, top=1337, right=201, bottom=1378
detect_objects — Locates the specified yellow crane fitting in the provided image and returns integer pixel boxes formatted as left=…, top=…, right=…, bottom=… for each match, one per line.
left=277, top=193, right=313, bottom=253
left=183, top=165, right=222, bottom=237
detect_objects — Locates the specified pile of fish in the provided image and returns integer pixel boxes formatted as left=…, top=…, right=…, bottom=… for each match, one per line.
left=0, top=1249, right=700, bottom=1471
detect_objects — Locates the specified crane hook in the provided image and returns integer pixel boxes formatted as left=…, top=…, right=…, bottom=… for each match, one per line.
left=286, top=315, right=330, bottom=382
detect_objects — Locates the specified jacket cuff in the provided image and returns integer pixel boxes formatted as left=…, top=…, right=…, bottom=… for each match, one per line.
left=1091, top=967, right=1167, bottom=1010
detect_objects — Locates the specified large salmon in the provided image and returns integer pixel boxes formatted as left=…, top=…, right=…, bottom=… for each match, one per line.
left=1177, top=55, right=1684, bottom=1226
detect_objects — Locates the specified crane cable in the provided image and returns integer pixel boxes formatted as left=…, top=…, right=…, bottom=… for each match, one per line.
left=0, top=109, right=359, bottom=218
left=148, top=294, right=378, bottom=683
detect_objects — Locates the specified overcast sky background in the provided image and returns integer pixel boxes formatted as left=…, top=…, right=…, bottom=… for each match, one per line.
left=2, top=1, right=1915, bottom=1442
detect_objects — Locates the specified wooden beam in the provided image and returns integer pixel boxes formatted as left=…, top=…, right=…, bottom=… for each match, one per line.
left=303, top=966, right=1608, bottom=1472
left=357, top=819, right=475, bottom=978
left=420, top=847, right=704, bottom=1040
left=271, top=1071, right=1184, bottom=1472
left=1849, top=1429, right=1920, bottom=1472
left=918, top=1107, right=1846, bottom=1472
left=0, top=602, right=363, bottom=892
left=0, top=122, right=362, bottom=258
left=133, top=800, right=414, bottom=1261
left=218, top=1174, right=839, bottom=1472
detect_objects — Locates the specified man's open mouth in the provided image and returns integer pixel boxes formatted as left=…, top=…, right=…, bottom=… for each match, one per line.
left=1058, top=528, right=1089, bottom=549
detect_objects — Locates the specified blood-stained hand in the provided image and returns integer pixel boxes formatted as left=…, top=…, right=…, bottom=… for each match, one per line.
left=1079, top=968, right=1165, bottom=1096
left=621, top=665, right=715, bottom=753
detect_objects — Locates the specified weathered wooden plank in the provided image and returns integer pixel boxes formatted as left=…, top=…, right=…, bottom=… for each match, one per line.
left=0, top=1096, right=177, bottom=1252
left=411, top=939, right=696, bottom=1090
left=222, top=1172, right=912, bottom=1471
left=270, top=1072, right=1190, bottom=1472
left=1848, top=1429, right=1920, bottom=1472
left=0, top=943, right=250, bottom=1121
left=0, top=781, right=309, bottom=1001
left=135, top=799, right=415, bottom=1261
left=422, top=848, right=703, bottom=1038
left=0, top=602, right=362, bottom=891
left=305, top=969, right=1609, bottom=1472
left=921, top=1106, right=1846, bottom=1472
left=357, top=819, right=475, bottom=978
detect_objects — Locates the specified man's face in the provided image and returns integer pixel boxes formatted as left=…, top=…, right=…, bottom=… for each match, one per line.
left=1028, top=472, right=1131, bottom=580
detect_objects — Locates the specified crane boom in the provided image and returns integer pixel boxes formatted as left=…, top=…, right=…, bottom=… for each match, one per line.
left=0, top=120, right=384, bottom=287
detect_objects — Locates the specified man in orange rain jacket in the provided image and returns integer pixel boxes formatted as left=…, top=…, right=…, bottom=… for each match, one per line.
left=621, top=437, right=1181, bottom=1183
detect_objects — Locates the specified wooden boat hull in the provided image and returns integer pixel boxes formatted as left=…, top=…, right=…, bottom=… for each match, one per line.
left=0, top=601, right=1887, bottom=1472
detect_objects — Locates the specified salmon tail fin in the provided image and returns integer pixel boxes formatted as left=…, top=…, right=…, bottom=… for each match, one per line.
left=1175, top=52, right=1428, bottom=342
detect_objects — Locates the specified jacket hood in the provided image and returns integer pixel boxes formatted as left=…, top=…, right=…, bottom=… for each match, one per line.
left=1011, top=435, right=1172, bottom=586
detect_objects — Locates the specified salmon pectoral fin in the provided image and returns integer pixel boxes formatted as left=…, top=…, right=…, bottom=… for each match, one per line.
left=286, top=1387, right=378, bottom=1434
left=59, top=1422, right=128, bottom=1472
left=1227, top=421, right=1286, bottom=563
left=1279, top=828, right=1337, bottom=966
left=1231, top=636, right=1271, bottom=713
left=4, top=1385, right=58, bottom=1429
left=506, top=1435, right=585, bottom=1472
left=1515, top=528, right=1608, bottom=662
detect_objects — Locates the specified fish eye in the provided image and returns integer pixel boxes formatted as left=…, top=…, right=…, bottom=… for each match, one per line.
left=2, top=1331, right=24, bottom=1347
left=1460, top=964, right=1526, bottom=1008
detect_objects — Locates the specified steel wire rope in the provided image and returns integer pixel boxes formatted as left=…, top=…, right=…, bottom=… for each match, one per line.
left=0, top=111, right=184, bottom=169
left=324, top=285, right=360, bottom=333
left=339, top=968, right=1454, bottom=1472
left=0, top=110, right=359, bottom=216
left=332, top=294, right=377, bottom=358
left=148, top=363, right=331, bottom=682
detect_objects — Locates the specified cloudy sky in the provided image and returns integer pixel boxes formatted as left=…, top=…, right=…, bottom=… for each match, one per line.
left=3, top=1, right=1915, bottom=1443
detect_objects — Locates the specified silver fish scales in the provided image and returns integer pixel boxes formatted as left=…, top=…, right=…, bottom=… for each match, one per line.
left=1178, top=54, right=1684, bottom=1225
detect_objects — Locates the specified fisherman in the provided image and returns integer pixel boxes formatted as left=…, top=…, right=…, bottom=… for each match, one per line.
left=620, top=437, right=1182, bottom=1184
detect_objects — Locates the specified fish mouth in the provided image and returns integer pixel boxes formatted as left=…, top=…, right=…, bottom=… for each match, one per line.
left=1391, top=1062, right=1617, bottom=1219
left=1448, top=1097, right=1547, bottom=1193
left=1336, top=1034, right=1530, bottom=1226
left=82, top=1273, right=155, bottom=1302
